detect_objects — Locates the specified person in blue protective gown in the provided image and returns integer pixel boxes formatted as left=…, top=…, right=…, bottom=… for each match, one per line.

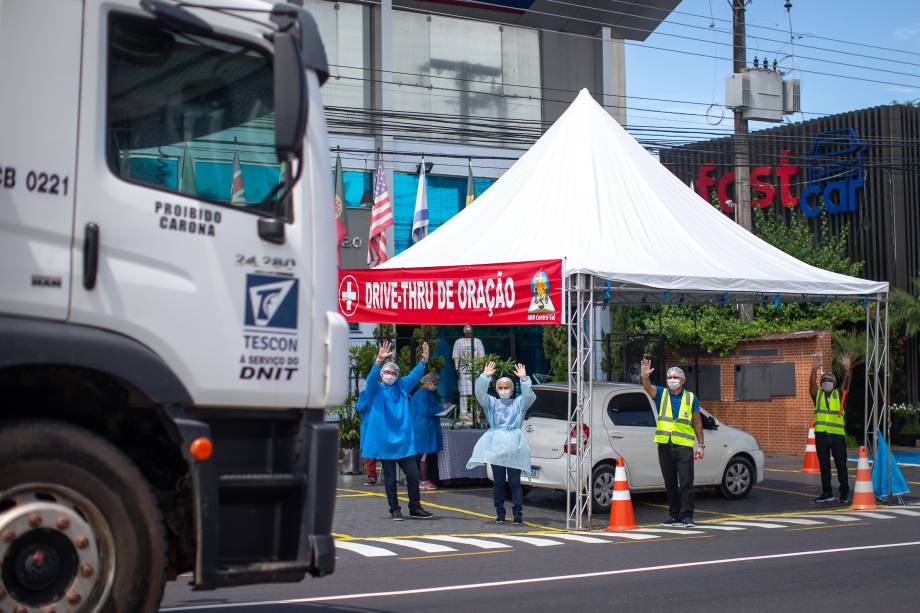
left=411, top=373, right=445, bottom=490
left=362, top=340, right=435, bottom=521
left=467, top=361, right=536, bottom=524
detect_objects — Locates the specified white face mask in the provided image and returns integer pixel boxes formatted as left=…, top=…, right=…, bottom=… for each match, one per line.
left=821, top=382, right=834, bottom=393
left=381, top=374, right=397, bottom=385
left=667, top=378, right=682, bottom=391
left=497, top=389, right=513, bottom=400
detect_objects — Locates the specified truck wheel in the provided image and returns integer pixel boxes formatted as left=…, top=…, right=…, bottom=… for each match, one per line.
left=718, top=455, right=755, bottom=500
left=0, top=420, right=167, bottom=612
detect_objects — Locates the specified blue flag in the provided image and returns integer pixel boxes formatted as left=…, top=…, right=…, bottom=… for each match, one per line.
left=871, top=433, right=911, bottom=500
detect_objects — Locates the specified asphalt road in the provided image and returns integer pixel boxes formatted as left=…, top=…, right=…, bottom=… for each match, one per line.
left=161, top=456, right=920, bottom=612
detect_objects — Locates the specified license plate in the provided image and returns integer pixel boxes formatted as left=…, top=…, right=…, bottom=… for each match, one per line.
left=529, top=465, right=540, bottom=478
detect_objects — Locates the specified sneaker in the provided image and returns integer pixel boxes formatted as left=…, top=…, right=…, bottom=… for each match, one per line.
left=813, top=494, right=835, bottom=503
left=420, top=480, right=438, bottom=491
left=390, top=510, right=405, bottom=521
left=409, top=508, right=435, bottom=519
left=836, top=496, right=850, bottom=504
left=363, top=479, right=376, bottom=486
left=681, top=518, right=696, bottom=528
left=512, top=517, right=523, bottom=525
left=495, top=517, right=506, bottom=524
left=660, top=518, right=682, bottom=527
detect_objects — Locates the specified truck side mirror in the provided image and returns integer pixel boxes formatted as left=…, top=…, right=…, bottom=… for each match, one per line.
left=272, top=30, right=307, bottom=162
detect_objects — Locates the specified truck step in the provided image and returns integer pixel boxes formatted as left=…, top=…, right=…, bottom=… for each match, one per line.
left=218, top=473, right=304, bottom=488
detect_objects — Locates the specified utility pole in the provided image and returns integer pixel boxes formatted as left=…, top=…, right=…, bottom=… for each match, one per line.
left=732, top=0, right=751, bottom=231
left=732, top=0, right=753, bottom=321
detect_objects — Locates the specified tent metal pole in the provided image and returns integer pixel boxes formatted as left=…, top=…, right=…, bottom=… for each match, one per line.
left=872, top=297, right=882, bottom=458
left=564, top=273, right=594, bottom=530
left=864, top=301, right=870, bottom=446
left=565, top=274, right=573, bottom=529
left=883, top=297, right=891, bottom=503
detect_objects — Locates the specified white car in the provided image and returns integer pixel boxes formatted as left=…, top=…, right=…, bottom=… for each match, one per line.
left=509, top=382, right=764, bottom=512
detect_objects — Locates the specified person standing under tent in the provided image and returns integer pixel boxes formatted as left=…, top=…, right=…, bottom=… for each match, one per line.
left=452, top=324, right=485, bottom=423
left=355, top=390, right=378, bottom=485
left=810, top=353, right=852, bottom=504
left=641, top=359, right=705, bottom=528
left=411, top=373, right=445, bottom=490
left=467, top=361, right=536, bottom=525
left=362, top=341, right=435, bottom=521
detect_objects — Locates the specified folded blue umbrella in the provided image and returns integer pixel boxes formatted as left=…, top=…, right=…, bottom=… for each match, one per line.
left=871, top=434, right=911, bottom=500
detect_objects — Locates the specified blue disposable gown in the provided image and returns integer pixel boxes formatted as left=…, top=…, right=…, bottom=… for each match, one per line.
left=411, top=388, right=444, bottom=455
left=466, top=375, right=536, bottom=473
left=356, top=390, right=369, bottom=454
left=360, top=361, right=426, bottom=459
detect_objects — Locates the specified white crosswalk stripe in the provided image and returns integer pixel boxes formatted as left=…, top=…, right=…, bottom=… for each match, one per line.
left=536, top=533, right=611, bottom=544
left=758, top=518, right=823, bottom=525
left=718, top=520, right=787, bottom=528
left=333, top=510, right=920, bottom=558
left=369, top=538, right=457, bottom=553
left=424, top=535, right=510, bottom=549
left=635, top=528, right=706, bottom=535
left=479, top=534, right=564, bottom=547
left=335, top=541, right=397, bottom=557
left=875, top=508, right=920, bottom=516
left=597, top=531, right=660, bottom=540
left=796, top=514, right=862, bottom=522
left=848, top=511, right=896, bottom=519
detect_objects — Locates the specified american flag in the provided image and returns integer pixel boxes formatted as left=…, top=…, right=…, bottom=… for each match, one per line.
left=367, top=159, right=392, bottom=267
left=230, top=138, right=246, bottom=205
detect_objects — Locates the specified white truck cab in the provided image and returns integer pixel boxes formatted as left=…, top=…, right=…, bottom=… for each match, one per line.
left=0, top=1, right=347, bottom=610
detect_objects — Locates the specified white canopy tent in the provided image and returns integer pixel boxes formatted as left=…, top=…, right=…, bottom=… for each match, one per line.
left=380, top=90, right=891, bottom=527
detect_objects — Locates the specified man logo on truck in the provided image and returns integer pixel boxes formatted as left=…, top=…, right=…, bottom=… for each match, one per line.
left=245, top=274, right=298, bottom=330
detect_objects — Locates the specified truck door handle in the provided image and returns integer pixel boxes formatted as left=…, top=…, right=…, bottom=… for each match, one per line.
left=83, top=223, right=99, bottom=290
left=611, top=432, right=625, bottom=439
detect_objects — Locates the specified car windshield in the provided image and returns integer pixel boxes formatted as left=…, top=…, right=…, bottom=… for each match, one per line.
left=106, top=14, right=285, bottom=212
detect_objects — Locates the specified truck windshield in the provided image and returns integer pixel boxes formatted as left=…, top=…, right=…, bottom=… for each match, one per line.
left=106, top=14, right=285, bottom=212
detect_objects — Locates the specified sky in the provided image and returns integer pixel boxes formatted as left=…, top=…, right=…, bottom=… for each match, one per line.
left=624, top=0, right=920, bottom=134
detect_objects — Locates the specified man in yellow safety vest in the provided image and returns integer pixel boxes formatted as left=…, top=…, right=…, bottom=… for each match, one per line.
left=810, top=353, right=852, bottom=504
left=641, top=359, right=705, bottom=528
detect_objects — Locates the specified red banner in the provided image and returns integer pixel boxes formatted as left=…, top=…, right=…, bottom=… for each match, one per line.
left=338, top=260, right=564, bottom=325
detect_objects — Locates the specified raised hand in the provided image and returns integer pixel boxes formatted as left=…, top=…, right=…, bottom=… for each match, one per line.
left=514, top=363, right=527, bottom=379
left=812, top=354, right=822, bottom=370
left=840, top=353, right=851, bottom=370
left=377, top=341, right=393, bottom=364
left=640, top=358, right=654, bottom=379
left=421, top=341, right=430, bottom=363
left=482, top=361, right=496, bottom=378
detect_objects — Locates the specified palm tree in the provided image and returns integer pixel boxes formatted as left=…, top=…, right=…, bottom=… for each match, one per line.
left=890, top=277, right=920, bottom=338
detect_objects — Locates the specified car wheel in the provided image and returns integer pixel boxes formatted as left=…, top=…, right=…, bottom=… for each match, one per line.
left=591, top=464, right=616, bottom=513
left=719, top=455, right=755, bottom=499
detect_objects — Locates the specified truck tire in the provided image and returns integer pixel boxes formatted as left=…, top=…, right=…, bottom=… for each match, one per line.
left=0, top=420, right=167, bottom=612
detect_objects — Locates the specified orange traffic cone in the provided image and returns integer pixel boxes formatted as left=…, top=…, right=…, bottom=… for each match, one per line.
left=606, top=456, right=637, bottom=531
left=801, top=424, right=820, bottom=474
left=850, top=446, right=877, bottom=510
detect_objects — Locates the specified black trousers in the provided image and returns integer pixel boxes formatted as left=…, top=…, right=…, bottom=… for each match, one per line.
left=382, top=456, right=422, bottom=513
left=657, top=443, right=694, bottom=520
left=491, top=465, right=524, bottom=520
left=814, top=431, right=849, bottom=498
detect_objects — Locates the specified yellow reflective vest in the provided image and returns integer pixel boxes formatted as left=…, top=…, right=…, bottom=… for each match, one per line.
left=654, top=389, right=697, bottom=447
left=814, top=388, right=845, bottom=436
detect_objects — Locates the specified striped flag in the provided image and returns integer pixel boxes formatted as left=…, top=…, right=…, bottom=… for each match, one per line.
left=367, top=159, right=392, bottom=267
left=411, top=160, right=429, bottom=243
left=334, top=153, right=347, bottom=245
left=465, top=160, right=476, bottom=207
left=230, top=137, right=246, bottom=205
